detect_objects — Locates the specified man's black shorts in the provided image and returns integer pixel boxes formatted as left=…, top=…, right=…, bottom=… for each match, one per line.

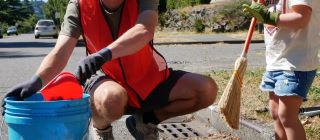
left=84, top=69, right=188, bottom=112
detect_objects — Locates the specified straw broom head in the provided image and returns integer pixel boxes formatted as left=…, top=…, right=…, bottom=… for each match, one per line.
left=218, top=56, right=247, bottom=129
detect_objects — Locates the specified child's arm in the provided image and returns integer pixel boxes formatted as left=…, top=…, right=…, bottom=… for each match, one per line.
left=277, top=5, right=312, bottom=28
left=243, top=3, right=312, bottom=29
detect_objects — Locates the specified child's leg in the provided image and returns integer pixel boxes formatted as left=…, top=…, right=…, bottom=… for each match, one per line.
left=269, top=92, right=287, bottom=140
left=278, top=96, right=305, bottom=140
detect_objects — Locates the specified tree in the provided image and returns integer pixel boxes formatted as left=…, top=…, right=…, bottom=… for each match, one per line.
left=200, top=0, right=211, bottom=4
left=43, top=0, right=68, bottom=28
left=0, top=0, right=35, bottom=33
left=158, top=0, right=167, bottom=13
left=0, top=0, right=33, bottom=26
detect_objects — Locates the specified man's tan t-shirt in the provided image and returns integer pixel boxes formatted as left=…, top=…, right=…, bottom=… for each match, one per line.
left=60, top=0, right=159, bottom=39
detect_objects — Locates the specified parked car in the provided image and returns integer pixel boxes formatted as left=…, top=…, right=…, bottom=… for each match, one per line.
left=0, top=27, right=3, bottom=38
left=7, top=26, right=18, bottom=36
left=34, top=20, right=58, bottom=39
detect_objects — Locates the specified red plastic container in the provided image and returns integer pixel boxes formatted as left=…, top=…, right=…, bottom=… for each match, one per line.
left=41, top=72, right=83, bottom=101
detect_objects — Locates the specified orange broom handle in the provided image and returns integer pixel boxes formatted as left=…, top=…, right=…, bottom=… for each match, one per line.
left=241, top=0, right=264, bottom=57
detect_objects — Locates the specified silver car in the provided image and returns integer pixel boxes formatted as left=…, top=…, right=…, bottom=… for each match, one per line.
left=7, top=26, right=18, bottom=36
left=34, top=20, right=58, bottom=39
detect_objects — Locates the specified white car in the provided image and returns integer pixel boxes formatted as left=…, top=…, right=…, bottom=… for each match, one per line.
left=34, top=20, right=58, bottom=39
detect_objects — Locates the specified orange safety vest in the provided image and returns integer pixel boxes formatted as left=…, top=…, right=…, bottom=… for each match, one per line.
left=79, top=0, right=170, bottom=108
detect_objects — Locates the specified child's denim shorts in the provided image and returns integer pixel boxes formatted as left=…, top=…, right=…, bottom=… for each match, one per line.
left=260, top=70, right=317, bottom=100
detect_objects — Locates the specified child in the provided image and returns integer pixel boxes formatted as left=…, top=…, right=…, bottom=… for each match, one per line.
left=243, top=0, right=320, bottom=140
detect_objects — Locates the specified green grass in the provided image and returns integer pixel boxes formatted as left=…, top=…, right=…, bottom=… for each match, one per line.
left=208, top=69, right=320, bottom=139
left=305, top=118, right=320, bottom=140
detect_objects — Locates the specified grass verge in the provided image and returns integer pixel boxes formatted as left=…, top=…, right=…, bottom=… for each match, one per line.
left=154, top=31, right=264, bottom=43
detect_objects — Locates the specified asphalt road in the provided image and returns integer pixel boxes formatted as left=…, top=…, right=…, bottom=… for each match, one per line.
left=0, top=33, right=266, bottom=139
left=0, top=33, right=266, bottom=92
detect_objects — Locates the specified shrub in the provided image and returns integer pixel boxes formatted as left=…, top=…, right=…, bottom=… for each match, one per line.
left=17, top=15, right=38, bottom=33
left=193, top=18, right=205, bottom=33
left=159, top=13, right=169, bottom=30
left=180, top=11, right=188, bottom=20
left=1, top=23, right=9, bottom=34
left=211, top=0, right=251, bottom=32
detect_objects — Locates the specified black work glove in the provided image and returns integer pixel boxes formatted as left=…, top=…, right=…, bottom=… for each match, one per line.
left=76, top=48, right=112, bottom=85
left=2, top=75, right=42, bottom=115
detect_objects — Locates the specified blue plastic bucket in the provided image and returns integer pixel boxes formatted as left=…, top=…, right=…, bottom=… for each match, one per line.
left=4, top=93, right=91, bottom=140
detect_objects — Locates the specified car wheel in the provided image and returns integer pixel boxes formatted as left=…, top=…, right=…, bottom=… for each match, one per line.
left=35, top=35, right=40, bottom=39
left=0, top=36, right=3, bottom=39
left=7, top=34, right=10, bottom=36
left=16, top=33, right=18, bottom=35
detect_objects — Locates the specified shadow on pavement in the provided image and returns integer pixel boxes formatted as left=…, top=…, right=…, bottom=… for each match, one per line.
left=0, top=51, right=47, bottom=58
left=0, top=41, right=85, bottom=48
left=0, top=42, right=56, bottom=48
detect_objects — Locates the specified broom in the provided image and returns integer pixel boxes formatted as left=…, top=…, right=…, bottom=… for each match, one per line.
left=218, top=0, right=263, bottom=129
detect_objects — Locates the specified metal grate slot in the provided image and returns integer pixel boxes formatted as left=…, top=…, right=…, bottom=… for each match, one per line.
left=183, top=133, right=188, bottom=137
left=172, top=133, right=178, bottom=138
left=159, top=123, right=203, bottom=138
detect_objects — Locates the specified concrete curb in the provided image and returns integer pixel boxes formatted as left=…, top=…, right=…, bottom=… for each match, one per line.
left=193, top=105, right=274, bottom=140
left=154, top=40, right=264, bottom=45
left=76, top=40, right=265, bottom=47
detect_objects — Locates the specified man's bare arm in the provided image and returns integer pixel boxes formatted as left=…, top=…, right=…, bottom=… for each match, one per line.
left=107, top=10, right=158, bottom=59
left=36, top=35, right=78, bottom=85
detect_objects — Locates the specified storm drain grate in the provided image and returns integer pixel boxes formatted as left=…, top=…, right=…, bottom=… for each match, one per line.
left=159, top=123, right=202, bottom=139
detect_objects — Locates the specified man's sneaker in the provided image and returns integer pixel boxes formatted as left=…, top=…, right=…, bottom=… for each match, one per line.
left=125, top=114, right=159, bottom=140
left=89, top=123, right=114, bottom=140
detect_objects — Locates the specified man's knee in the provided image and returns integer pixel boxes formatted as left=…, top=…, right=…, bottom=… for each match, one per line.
left=197, top=77, right=218, bottom=108
left=103, top=88, right=127, bottom=108
left=92, top=85, right=128, bottom=120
